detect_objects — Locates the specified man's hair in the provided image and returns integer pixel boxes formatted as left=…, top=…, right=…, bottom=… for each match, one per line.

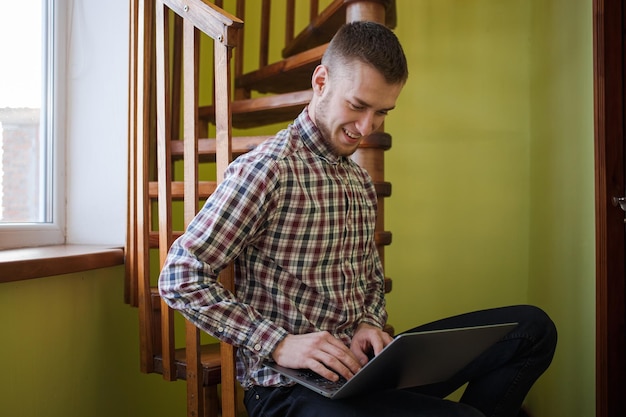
left=321, top=21, right=408, bottom=85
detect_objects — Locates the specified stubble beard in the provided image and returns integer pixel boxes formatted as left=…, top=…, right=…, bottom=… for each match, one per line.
left=313, top=97, right=356, bottom=158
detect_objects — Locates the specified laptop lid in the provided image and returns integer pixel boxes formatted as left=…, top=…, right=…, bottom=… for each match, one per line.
left=265, top=322, right=517, bottom=399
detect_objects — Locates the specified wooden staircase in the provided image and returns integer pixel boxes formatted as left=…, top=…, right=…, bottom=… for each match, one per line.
left=126, top=1, right=397, bottom=416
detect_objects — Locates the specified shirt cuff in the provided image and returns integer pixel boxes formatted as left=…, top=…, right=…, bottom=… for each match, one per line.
left=245, top=319, right=289, bottom=358
left=359, top=315, right=386, bottom=331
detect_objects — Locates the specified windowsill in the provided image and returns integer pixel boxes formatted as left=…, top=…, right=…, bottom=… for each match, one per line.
left=0, top=244, right=125, bottom=283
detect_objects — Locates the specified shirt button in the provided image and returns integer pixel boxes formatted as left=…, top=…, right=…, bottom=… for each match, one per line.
left=218, top=326, right=225, bottom=333
left=254, top=343, right=262, bottom=351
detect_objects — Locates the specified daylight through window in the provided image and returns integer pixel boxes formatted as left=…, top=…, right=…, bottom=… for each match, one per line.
left=0, top=0, right=50, bottom=224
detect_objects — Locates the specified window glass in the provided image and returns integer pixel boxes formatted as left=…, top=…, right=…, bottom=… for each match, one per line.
left=0, top=0, right=50, bottom=223
left=0, top=0, right=63, bottom=249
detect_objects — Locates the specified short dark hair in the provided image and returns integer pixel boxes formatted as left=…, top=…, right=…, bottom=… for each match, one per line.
left=321, top=21, right=408, bottom=85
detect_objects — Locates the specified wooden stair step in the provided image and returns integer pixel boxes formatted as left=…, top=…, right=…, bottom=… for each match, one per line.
left=359, top=131, right=391, bottom=150
left=148, top=181, right=391, bottom=200
left=384, top=278, right=392, bottom=294
left=199, top=90, right=313, bottom=129
left=282, top=0, right=397, bottom=58
left=153, top=343, right=222, bottom=387
left=149, top=230, right=392, bottom=249
left=282, top=0, right=344, bottom=58
left=151, top=278, right=391, bottom=304
left=149, top=289, right=222, bottom=386
left=170, top=136, right=271, bottom=161
left=236, top=45, right=326, bottom=95
left=383, top=324, right=395, bottom=337
left=150, top=131, right=393, bottom=200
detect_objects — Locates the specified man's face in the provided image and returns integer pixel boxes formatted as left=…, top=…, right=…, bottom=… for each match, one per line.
left=309, top=62, right=403, bottom=157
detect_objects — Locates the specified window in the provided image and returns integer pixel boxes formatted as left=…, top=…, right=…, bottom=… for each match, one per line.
left=0, top=0, right=65, bottom=249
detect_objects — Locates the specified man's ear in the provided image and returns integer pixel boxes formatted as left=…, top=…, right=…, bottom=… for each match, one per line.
left=311, top=64, right=328, bottom=95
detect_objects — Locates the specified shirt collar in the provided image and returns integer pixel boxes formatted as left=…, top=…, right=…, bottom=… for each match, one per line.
left=295, top=107, right=342, bottom=165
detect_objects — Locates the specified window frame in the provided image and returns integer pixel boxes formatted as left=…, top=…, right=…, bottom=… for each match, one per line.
left=0, top=0, right=66, bottom=250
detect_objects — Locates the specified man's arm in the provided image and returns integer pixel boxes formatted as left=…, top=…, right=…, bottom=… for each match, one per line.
left=158, top=157, right=288, bottom=357
left=158, top=237, right=288, bottom=357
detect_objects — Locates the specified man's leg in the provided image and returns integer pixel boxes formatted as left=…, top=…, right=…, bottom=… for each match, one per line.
left=403, top=305, right=557, bottom=417
left=244, top=384, right=485, bottom=417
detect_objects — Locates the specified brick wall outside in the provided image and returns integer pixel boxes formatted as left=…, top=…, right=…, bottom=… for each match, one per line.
left=0, top=108, right=41, bottom=222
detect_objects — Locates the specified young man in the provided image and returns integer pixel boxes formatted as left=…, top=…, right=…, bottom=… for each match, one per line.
left=159, top=21, right=557, bottom=417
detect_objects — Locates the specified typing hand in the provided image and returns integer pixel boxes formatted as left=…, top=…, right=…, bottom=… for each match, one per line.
left=271, top=332, right=362, bottom=382
left=350, top=323, right=394, bottom=366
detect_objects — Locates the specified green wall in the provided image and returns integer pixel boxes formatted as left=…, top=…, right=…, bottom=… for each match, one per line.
left=527, top=1, right=595, bottom=416
left=0, top=1, right=595, bottom=416
left=387, top=0, right=532, bottom=327
left=0, top=267, right=187, bottom=416
left=387, top=0, right=595, bottom=416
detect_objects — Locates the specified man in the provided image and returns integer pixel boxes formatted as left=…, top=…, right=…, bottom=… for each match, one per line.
left=159, top=21, right=556, bottom=417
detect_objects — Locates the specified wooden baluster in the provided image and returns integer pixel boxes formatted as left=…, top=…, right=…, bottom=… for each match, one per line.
left=309, top=0, right=319, bottom=21
left=171, top=14, right=183, bottom=142
left=136, top=0, right=156, bottom=374
left=235, top=0, right=246, bottom=80
left=155, top=0, right=177, bottom=383
left=126, top=0, right=138, bottom=307
left=259, top=0, right=271, bottom=68
left=285, top=0, right=295, bottom=45
left=182, top=16, right=206, bottom=416
left=234, top=0, right=248, bottom=101
left=214, top=34, right=238, bottom=417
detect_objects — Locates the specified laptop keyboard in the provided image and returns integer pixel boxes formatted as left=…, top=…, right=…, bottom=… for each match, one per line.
left=295, top=370, right=348, bottom=392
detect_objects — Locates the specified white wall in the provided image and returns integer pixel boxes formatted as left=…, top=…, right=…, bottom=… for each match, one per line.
left=65, top=0, right=128, bottom=245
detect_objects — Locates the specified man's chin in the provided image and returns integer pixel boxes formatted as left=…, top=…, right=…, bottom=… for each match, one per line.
left=337, top=146, right=359, bottom=157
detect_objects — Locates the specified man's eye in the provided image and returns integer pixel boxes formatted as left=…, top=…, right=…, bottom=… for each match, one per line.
left=349, top=103, right=364, bottom=111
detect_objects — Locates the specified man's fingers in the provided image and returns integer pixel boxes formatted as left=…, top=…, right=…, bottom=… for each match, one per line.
left=310, top=335, right=360, bottom=380
left=271, top=332, right=361, bottom=381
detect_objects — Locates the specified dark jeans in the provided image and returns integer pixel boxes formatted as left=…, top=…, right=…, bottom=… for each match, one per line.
left=243, top=305, right=557, bottom=417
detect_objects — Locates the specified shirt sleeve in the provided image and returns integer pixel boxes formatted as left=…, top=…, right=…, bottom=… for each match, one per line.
left=158, top=155, right=289, bottom=358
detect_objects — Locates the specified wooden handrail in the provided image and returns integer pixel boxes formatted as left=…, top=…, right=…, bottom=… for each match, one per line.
left=163, top=0, right=242, bottom=46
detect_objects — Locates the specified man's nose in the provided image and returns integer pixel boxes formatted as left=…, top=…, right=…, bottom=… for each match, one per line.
left=356, top=111, right=376, bottom=137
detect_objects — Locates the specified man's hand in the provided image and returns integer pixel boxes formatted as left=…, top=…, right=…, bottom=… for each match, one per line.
left=271, top=331, right=362, bottom=382
left=350, top=323, right=394, bottom=366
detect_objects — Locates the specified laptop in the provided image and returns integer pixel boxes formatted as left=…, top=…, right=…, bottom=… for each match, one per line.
left=265, top=322, right=517, bottom=399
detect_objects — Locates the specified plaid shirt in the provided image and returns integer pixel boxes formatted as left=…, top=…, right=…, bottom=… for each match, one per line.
left=158, top=108, right=388, bottom=389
